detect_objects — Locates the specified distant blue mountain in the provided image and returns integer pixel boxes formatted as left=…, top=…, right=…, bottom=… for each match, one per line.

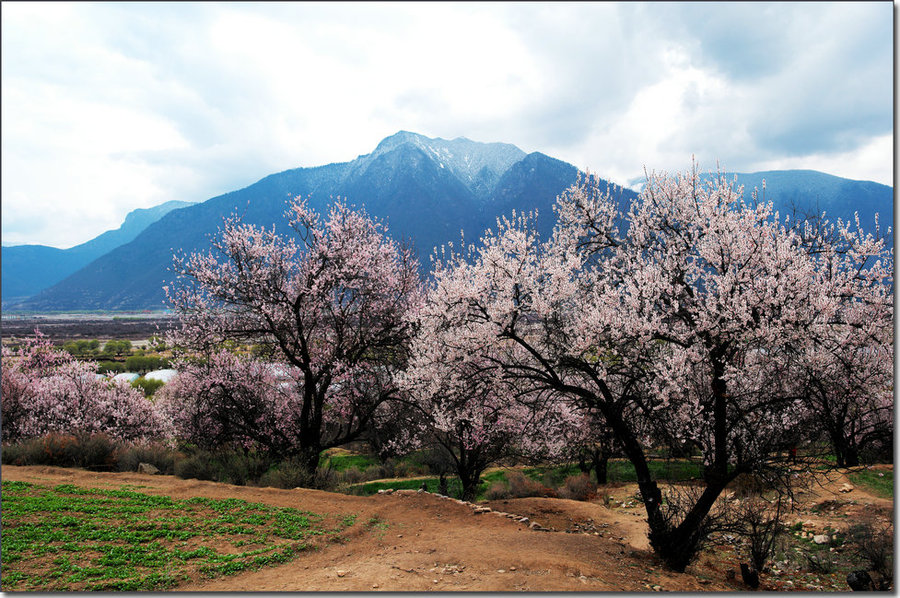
left=11, top=133, right=892, bottom=311
left=2, top=200, right=194, bottom=307
left=706, top=170, right=893, bottom=237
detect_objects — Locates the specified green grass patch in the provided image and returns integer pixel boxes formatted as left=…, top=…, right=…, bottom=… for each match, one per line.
left=848, top=469, right=893, bottom=498
left=0, top=481, right=357, bottom=591
left=321, top=452, right=380, bottom=472
left=345, top=459, right=703, bottom=501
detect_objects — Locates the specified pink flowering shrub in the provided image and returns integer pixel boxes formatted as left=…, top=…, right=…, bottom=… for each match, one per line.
left=1, top=334, right=169, bottom=444
left=154, top=351, right=304, bottom=457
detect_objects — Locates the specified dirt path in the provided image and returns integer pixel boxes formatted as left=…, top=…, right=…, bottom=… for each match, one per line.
left=3, top=464, right=890, bottom=591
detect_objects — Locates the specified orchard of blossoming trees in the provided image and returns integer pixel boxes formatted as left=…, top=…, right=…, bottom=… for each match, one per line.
left=1, top=167, right=891, bottom=572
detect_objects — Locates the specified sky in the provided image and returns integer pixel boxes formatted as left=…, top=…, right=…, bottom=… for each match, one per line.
left=1, top=2, right=894, bottom=249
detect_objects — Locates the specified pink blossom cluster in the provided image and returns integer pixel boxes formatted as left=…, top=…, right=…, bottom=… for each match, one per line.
left=165, top=197, right=421, bottom=468
left=154, top=350, right=303, bottom=455
left=1, top=334, right=169, bottom=443
left=402, top=165, right=892, bottom=568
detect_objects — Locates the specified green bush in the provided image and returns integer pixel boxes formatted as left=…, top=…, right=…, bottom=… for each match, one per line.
left=104, top=340, right=132, bottom=356
left=62, top=339, right=100, bottom=356
left=124, top=355, right=171, bottom=373
left=131, top=377, right=165, bottom=397
left=96, top=361, right=127, bottom=374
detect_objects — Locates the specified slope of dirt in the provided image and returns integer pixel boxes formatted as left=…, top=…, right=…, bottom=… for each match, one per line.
left=2, top=465, right=891, bottom=592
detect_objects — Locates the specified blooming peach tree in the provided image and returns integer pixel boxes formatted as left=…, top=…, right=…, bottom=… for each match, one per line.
left=794, top=215, right=894, bottom=466
left=405, top=168, right=892, bottom=570
left=166, top=197, right=421, bottom=475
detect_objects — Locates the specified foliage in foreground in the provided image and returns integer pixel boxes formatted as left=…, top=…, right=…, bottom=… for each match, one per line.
left=0, top=480, right=356, bottom=591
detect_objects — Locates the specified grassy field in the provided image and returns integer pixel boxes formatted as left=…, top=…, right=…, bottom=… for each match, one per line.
left=0, top=481, right=356, bottom=591
left=848, top=469, right=893, bottom=498
left=345, top=459, right=705, bottom=500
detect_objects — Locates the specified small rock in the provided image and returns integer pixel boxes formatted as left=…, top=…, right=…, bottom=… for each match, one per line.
left=509, top=566, right=517, bottom=571
left=839, top=484, right=854, bottom=493
left=497, top=569, right=506, bottom=573
left=137, top=462, right=159, bottom=475
left=336, top=570, right=348, bottom=577
left=519, top=517, right=530, bottom=524
left=372, top=584, right=379, bottom=589
left=433, top=579, right=439, bottom=584
left=813, top=534, right=830, bottom=545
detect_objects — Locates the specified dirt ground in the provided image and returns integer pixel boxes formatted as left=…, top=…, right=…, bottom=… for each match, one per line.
left=2, top=464, right=892, bottom=592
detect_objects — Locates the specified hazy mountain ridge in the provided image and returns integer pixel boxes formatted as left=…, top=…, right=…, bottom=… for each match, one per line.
left=8, top=133, right=891, bottom=312
left=2, top=200, right=194, bottom=306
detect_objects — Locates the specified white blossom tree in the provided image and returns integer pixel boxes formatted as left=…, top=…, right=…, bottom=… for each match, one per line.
left=166, top=197, right=421, bottom=475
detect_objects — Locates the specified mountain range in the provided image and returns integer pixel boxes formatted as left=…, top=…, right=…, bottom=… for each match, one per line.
left=2, top=200, right=193, bottom=306
left=3, top=131, right=893, bottom=311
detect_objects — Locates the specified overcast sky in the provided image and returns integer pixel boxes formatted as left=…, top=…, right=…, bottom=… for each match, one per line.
left=2, top=2, right=893, bottom=248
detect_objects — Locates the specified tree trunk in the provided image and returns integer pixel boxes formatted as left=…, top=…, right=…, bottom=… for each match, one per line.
left=647, top=481, right=729, bottom=572
left=592, top=448, right=609, bottom=485
left=297, top=445, right=322, bottom=486
left=577, top=451, right=590, bottom=474
left=458, top=467, right=482, bottom=502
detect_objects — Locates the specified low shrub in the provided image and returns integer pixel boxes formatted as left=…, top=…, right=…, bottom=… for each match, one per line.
left=115, top=442, right=178, bottom=475
left=737, top=497, right=785, bottom=573
left=174, top=453, right=221, bottom=482
left=174, top=449, right=273, bottom=486
left=507, top=471, right=552, bottom=498
left=804, top=551, right=836, bottom=574
left=845, top=520, right=893, bottom=587
left=259, top=458, right=335, bottom=490
left=558, top=473, right=597, bottom=501
left=730, top=472, right=769, bottom=498
left=1, top=433, right=119, bottom=470
left=335, top=468, right=366, bottom=485
left=484, top=481, right=511, bottom=501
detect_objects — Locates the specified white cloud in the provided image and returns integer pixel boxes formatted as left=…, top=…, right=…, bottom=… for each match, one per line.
left=1, top=2, right=893, bottom=248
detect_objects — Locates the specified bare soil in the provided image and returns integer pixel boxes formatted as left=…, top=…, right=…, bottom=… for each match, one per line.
left=2, top=464, right=891, bottom=592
